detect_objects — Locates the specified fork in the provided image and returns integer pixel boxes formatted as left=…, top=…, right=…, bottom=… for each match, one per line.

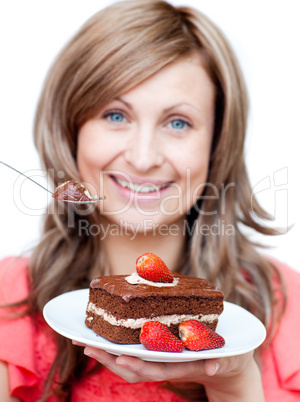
left=0, top=161, right=105, bottom=204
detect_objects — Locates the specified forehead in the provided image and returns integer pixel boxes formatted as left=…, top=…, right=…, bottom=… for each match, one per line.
left=120, top=53, right=215, bottom=109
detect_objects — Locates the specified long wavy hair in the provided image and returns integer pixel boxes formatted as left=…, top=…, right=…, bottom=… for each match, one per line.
left=23, top=0, right=286, bottom=400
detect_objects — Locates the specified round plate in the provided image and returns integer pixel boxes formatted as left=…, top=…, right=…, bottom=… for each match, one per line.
left=43, top=289, right=266, bottom=362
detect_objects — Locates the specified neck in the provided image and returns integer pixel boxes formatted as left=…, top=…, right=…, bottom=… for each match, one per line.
left=98, top=218, right=186, bottom=276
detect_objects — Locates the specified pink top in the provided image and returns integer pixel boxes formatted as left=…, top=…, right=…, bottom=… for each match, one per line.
left=0, top=256, right=299, bottom=401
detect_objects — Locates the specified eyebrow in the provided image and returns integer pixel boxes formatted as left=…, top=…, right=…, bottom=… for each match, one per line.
left=114, top=97, right=133, bottom=110
left=163, top=103, right=202, bottom=114
left=113, top=97, right=202, bottom=114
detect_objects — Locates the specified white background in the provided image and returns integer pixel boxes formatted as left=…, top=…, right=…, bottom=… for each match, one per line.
left=0, top=0, right=299, bottom=272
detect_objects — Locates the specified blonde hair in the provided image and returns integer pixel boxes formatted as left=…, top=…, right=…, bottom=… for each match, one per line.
left=28, top=0, right=286, bottom=400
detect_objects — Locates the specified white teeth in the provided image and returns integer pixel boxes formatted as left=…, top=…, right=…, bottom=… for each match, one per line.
left=114, top=177, right=168, bottom=193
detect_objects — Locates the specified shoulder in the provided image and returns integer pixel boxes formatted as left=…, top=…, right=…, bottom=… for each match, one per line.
left=0, top=256, right=30, bottom=304
left=267, top=257, right=300, bottom=328
left=269, top=257, right=300, bottom=303
left=261, top=258, right=300, bottom=400
left=270, top=257, right=300, bottom=278
left=0, top=257, right=55, bottom=400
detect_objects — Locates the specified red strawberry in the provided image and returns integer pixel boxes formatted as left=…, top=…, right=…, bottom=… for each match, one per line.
left=140, top=321, right=185, bottom=353
left=179, top=320, right=225, bottom=351
left=136, top=253, right=173, bottom=283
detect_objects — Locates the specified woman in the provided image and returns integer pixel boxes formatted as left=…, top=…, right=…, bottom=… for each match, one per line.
left=0, top=1, right=299, bottom=401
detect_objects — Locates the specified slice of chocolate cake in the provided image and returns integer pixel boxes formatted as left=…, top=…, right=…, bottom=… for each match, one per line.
left=85, top=273, right=224, bottom=344
left=52, top=180, right=92, bottom=202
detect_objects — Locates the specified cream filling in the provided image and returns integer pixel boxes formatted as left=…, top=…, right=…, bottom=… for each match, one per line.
left=125, top=272, right=179, bottom=287
left=87, top=302, right=219, bottom=329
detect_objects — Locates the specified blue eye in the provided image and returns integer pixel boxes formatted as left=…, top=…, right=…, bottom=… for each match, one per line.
left=169, top=119, right=189, bottom=130
left=106, top=112, right=126, bottom=123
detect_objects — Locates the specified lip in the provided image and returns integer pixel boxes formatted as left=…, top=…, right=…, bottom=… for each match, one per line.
left=109, top=174, right=172, bottom=203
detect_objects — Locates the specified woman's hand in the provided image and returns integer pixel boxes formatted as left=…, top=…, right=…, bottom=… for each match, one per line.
left=75, top=342, right=265, bottom=402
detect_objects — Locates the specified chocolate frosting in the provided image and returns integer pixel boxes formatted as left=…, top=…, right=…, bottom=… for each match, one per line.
left=90, top=273, right=223, bottom=301
left=52, top=180, right=91, bottom=201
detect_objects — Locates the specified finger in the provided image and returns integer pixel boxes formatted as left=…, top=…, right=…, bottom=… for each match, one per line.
left=72, top=340, right=87, bottom=347
left=203, top=359, right=221, bottom=377
left=204, top=352, right=254, bottom=378
left=116, top=355, right=169, bottom=382
left=116, top=355, right=206, bottom=383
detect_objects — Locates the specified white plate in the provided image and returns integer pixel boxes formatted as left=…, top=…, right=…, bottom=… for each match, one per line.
left=43, top=289, right=266, bottom=363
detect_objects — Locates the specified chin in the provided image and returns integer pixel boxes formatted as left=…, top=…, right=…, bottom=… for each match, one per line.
left=101, top=210, right=184, bottom=236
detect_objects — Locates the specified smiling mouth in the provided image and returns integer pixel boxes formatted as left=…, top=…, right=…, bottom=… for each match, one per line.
left=112, top=176, right=171, bottom=193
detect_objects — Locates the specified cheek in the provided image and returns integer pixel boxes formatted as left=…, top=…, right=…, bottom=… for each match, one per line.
left=77, top=128, right=112, bottom=174
left=187, top=170, right=210, bottom=209
left=181, top=146, right=211, bottom=205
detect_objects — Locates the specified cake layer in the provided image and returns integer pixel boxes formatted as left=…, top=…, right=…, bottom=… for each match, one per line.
left=85, top=273, right=224, bottom=344
left=85, top=316, right=219, bottom=344
left=85, top=308, right=219, bottom=343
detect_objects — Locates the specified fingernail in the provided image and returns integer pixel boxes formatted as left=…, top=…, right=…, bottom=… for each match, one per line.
left=213, top=362, right=221, bottom=375
left=116, top=356, right=129, bottom=368
left=84, top=348, right=96, bottom=359
left=72, top=340, right=84, bottom=346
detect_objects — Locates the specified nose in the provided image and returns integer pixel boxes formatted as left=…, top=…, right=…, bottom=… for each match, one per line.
left=124, top=127, right=164, bottom=172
